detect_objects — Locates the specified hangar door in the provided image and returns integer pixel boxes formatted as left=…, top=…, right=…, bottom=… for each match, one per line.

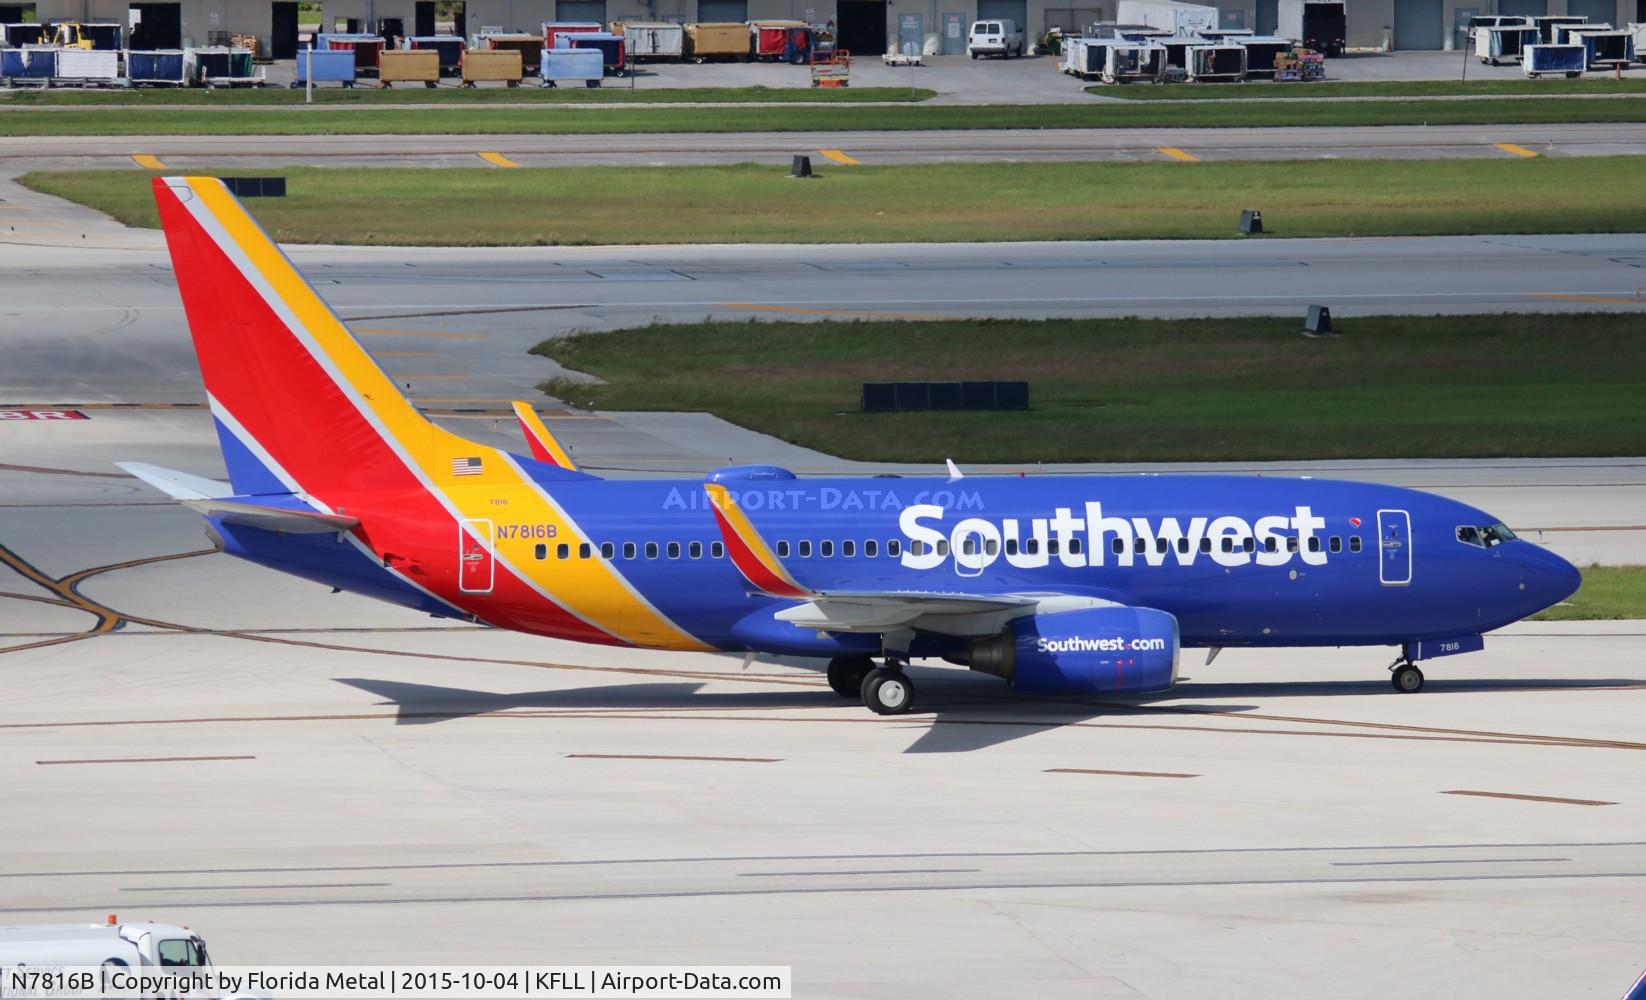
left=1256, top=0, right=1278, bottom=34
left=837, top=0, right=886, bottom=55
left=557, top=0, right=606, bottom=22
left=977, top=0, right=1027, bottom=31
left=1393, top=0, right=1442, bottom=49
left=129, top=2, right=181, bottom=48
left=1566, top=0, right=1614, bottom=22
left=1497, top=0, right=1545, bottom=16
left=1043, top=6, right=1101, bottom=32
left=698, top=0, right=747, bottom=20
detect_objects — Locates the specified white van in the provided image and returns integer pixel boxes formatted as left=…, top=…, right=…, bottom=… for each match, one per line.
left=968, top=19, right=1025, bottom=57
left=0, top=921, right=212, bottom=970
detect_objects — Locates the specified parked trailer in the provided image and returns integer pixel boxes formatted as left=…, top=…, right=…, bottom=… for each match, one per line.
left=1523, top=41, right=1586, bottom=76
left=378, top=47, right=439, bottom=86
left=404, top=35, right=465, bottom=75
left=318, top=32, right=385, bottom=72
left=618, top=21, right=684, bottom=59
left=185, top=46, right=258, bottom=86
left=292, top=46, right=356, bottom=86
left=1476, top=24, right=1536, bottom=63
left=127, top=48, right=185, bottom=85
left=485, top=33, right=543, bottom=73
left=685, top=21, right=750, bottom=60
left=1571, top=28, right=1632, bottom=66
left=1531, top=15, right=1585, bottom=43
left=1, top=45, right=54, bottom=83
left=1103, top=42, right=1165, bottom=82
left=541, top=44, right=603, bottom=85
left=1115, top=0, right=1218, bottom=36
left=568, top=31, right=626, bottom=73
left=0, top=22, right=49, bottom=45
left=1277, top=0, right=1345, bottom=56
left=1240, top=35, right=1292, bottom=77
left=53, top=45, right=120, bottom=83
left=751, top=20, right=812, bottom=62
left=461, top=47, right=521, bottom=85
left=542, top=21, right=601, bottom=50
left=1187, top=42, right=1246, bottom=80
left=1061, top=36, right=1112, bottom=77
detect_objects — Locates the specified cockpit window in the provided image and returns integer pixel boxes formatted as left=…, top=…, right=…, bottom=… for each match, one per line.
left=1457, top=523, right=1516, bottom=548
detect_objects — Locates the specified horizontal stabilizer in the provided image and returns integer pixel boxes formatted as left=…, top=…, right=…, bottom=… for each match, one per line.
left=117, top=461, right=231, bottom=501
left=181, top=498, right=360, bottom=535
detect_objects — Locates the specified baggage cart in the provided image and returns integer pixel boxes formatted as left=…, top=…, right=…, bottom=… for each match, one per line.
left=1532, top=15, right=1585, bottom=43
left=1568, top=27, right=1631, bottom=65
left=540, top=45, right=603, bottom=86
left=0, top=23, right=49, bottom=46
left=619, top=21, right=683, bottom=59
left=542, top=21, right=601, bottom=51
left=318, top=32, right=384, bottom=72
left=1552, top=22, right=1604, bottom=45
left=809, top=47, right=849, bottom=86
left=1062, top=36, right=1111, bottom=78
left=1159, top=37, right=1194, bottom=68
left=127, top=49, right=185, bottom=85
left=460, top=47, right=521, bottom=85
left=1522, top=41, right=1586, bottom=76
left=1186, top=42, right=1246, bottom=80
left=684, top=22, right=751, bottom=60
left=1475, top=24, right=1536, bottom=63
left=751, top=20, right=811, bottom=62
left=403, top=35, right=465, bottom=76
left=485, top=33, right=543, bottom=73
left=1103, top=42, right=1164, bottom=82
left=568, top=31, right=626, bottom=74
left=378, top=47, right=440, bottom=86
left=1239, top=35, right=1292, bottom=77
left=1, top=45, right=55, bottom=84
left=53, top=46, right=120, bottom=84
left=185, top=46, right=259, bottom=86
left=292, top=46, right=357, bottom=86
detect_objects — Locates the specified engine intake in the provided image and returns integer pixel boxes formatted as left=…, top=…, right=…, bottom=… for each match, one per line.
left=969, top=606, right=1180, bottom=695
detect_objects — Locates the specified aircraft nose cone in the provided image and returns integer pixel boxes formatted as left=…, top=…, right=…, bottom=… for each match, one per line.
left=1520, top=545, right=1582, bottom=614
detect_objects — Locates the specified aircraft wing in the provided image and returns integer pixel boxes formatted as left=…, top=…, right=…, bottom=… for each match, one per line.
left=774, top=590, right=1038, bottom=635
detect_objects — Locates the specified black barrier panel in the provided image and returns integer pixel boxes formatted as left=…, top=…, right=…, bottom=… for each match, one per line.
left=861, top=383, right=897, bottom=413
left=894, top=382, right=930, bottom=412
left=929, top=382, right=965, bottom=411
left=962, top=381, right=996, bottom=410
left=862, top=381, right=1031, bottom=412
left=995, top=381, right=1030, bottom=410
left=220, top=177, right=288, bottom=198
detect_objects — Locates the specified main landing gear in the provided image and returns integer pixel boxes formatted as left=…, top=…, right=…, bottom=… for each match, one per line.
left=827, top=656, right=916, bottom=715
left=1389, top=656, right=1425, bottom=693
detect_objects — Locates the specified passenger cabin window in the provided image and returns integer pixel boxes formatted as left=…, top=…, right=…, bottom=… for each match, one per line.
left=1329, top=536, right=1342, bottom=553
left=1287, top=537, right=1299, bottom=553
left=843, top=540, right=856, bottom=557
left=821, top=540, right=834, bottom=558
left=937, top=540, right=950, bottom=556
left=887, top=539, right=901, bottom=557
left=1349, top=536, right=1362, bottom=553
left=777, top=541, right=790, bottom=557
left=645, top=542, right=659, bottom=559
left=1177, top=538, right=1190, bottom=554
left=1199, top=538, right=1212, bottom=553
left=579, top=543, right=591, bottom=559
left=865, top=540, right=878, bottom=558
left=1221, top=538, right=1233, bottom=553
left=1264, top=537, right=1278, bottom=553
left=622, top=542, right=636, bottom=560
left=711, top=541, right=725, bottom=559
left=1047, top=539, right=1059, bottom=556
left=689, top=541, right=702, bottom=559
left=1244, top=538, right=1256, bottom=553
left=557, top=543, right=569, bottom=559
left=602, top=542, right=615, bottom=559
left=962, top=538, right=978, bottom=556
left=667, top=541, right=681, bottom=559
left=1112, top=538, right=1124, bottom=555
left=984, top=538, right=998, bottom=556
left=1307, top=537, right=1321, bottom=553
left=534, top=543, right=547, bottom=560
left=799, top=540, right=814, bottom=558
left=1069, top=538, right=1082, bottom=555
left=1026, top=538, right=1040, bottom=555
left=1155, top=538, right=1167, bottom=554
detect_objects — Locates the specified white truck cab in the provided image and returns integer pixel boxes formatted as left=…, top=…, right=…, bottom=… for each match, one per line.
left=968, top=19, right=1025, bottom=57
left=0, top=921, right=212, bottom=970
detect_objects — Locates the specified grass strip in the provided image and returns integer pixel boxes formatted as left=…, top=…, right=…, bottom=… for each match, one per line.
left=23, top=158, right=1646, bottom=246
left=531, top=315, right=1646, bottom=464
left=0, top=85, right=936, bottom=106
left=1092, top=77, right=1646, bottom=100
left=1531, top=566, right=1646, bottom=621
left=3, top=96, right=1645, bottom=135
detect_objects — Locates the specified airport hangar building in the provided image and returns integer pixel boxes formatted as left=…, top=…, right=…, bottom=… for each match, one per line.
left=6, top=0, right=1642, bottom=71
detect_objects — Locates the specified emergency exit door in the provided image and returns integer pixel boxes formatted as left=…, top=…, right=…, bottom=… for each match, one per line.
left=459, top=518, right=495, bottom=594
left=1377, top=509, right=1411, bottom=587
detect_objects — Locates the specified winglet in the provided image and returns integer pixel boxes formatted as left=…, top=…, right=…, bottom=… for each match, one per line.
left=511, top=401, right=578, bottom=471
left=703, top=482, right=812, bottom=599
left=945, top=458, right=964, bottom=482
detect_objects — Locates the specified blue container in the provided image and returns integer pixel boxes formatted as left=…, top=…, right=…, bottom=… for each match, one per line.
left=1524, top=41, right=1586, bottom=74
left=1, top=46, right=55, bottom=78
left=293, top=47, right=357, bottom=85
left=128, top=49, right=186, bottom=84
left=540, top=46, right=603, bottom=86
left=568, top=31, right=624, bottom=71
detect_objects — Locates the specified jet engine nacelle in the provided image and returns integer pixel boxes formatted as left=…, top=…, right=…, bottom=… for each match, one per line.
left=968, top=606, right=1180, bottom=695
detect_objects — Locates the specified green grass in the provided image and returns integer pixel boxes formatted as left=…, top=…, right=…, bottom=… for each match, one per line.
left=24, top=157, right=1646, bottom=246
left=531, top=315, right=1646, bottom=464
left=4, top=95, right=1645, bottom=135
left=1093, top=78, right=1646, bottom=100
left=1531, top=566, right=1646, bottom=620
left=0, top=85, right=935, bottom=105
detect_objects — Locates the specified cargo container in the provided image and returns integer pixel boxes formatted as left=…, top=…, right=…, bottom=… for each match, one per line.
left=1630, top=22, right=1646, bottom=53
left=1, top=45, right=55, bottom=82
left=127, top=48, right=185, bottom=85
left=685, top=21, right=751, bottom=60
left=404, top=35, right=465, bottom=75
left=1240, top=35, right=1292, bottom=76
left=185, top=46, right=257, bottom=86
left=1531, top=15, right=1585, bottom=42
left=1475, top=24, right=1536, bottom=63
left=1061, top=36, right=1112, bottom=77
left=318, top=33, right=385, bottom=71
left=1522, top=41, right=1586, bottom=76
left=1571, top=28, right=1632, bottom=65
left=619, top=22, right=684, bottom=59
left=1103, top=42, right=1164, bottom=81
left=485, top=33, right=543, bottom=73
left=751, top=20, right=812, bottom=62
left=568, top=31, right=626, bottom=73
left=293, top=46, right=356, bottom=86
left=0, top=23, right=49, bottom=45
left=542, top=21, right=601, bottom=50
left=1115, top=0, right=1218, bottom=36
left=1187, top=42, right=1246, bottom=79
left=540, top=45, right=603, bottom=85
left=1277, top=0, right=1345, bottom=55
left=378, top=47, right=439, bottom=86
left=461, top=47, right=521, bottom=85
left=54, top=46, right=119, bottom=82
left=1552, top=22, right=1605, bottom=44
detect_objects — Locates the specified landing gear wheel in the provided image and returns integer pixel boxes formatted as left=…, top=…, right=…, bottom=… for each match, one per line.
left=861, top=666, right=916, bottom=715
left=1391, top=663, right=1424, bottom=693
left=827, top=656, right=874, bottom=698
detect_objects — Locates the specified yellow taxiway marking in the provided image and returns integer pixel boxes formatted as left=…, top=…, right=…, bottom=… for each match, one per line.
left=131, top=154, right=167, bottom=170
left=354, top=327, right=487, bottom=340
left=478, top=151, right=521, bottom=168
left=719, top=303, right=963, bottom=321
left=1156, top=147, right=1200, bottom=163
left=1495, top=142, right=1540, bottom=158
left=818, top=149, right=861, bottom=165
left=1529, top=293, right=1646, bottom=306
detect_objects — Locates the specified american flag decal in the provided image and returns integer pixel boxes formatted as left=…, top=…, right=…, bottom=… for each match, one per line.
left=451, top=457, right=483, bottom=477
